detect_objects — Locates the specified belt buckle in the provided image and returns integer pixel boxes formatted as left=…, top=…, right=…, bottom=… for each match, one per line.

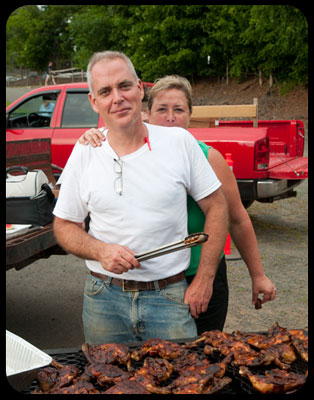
left=122, top=279, right=139, bottom=292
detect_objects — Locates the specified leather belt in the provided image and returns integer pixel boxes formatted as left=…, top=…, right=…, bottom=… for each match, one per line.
left=90, top=270, right=185, bottom=292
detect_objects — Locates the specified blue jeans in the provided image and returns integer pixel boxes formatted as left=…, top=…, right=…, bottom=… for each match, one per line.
left=82, top=273, right=197, bottom=344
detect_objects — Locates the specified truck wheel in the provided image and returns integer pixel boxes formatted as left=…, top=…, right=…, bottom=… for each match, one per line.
left=242, top=200, right=254, bottom=209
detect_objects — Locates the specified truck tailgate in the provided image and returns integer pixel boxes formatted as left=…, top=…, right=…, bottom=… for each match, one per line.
left=268, top=156, right=308, bottom=179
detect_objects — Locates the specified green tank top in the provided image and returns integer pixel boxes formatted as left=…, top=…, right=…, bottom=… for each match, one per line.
left=186, top=141, right=224, bottom=276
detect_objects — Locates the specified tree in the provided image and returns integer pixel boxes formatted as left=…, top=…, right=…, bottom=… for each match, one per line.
left=6, top=5, right=308, bottom=85
left=6, top=5, right=81, bottom=70
left=241, top=5, right=308, bottom=85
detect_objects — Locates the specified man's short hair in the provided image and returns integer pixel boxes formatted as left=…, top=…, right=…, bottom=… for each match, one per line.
left=87, top=51, right=139, bottom=97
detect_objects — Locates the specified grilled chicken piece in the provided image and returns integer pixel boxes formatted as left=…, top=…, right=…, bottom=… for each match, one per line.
left=101, top=357, right=174, bottom=395
left=194, top=329, right=232, bottom=347
left=202, top=376, right=233, bottom=394
left=139, top=357, right=173, bottom=382
left=131, top=338, right=187, bottom=361
left=51, top=380, right=100, bottom=394
left=103, top=372, right=170, bottom=395
left=264, top=343, right=296, bottom=370
left=123, top=357, right=174, bottom=394
left=272, top=343, right=297, bottom=364
left=84, top=362, right=131, bottom=386
left=265, top=368, right=307, bottom=391
left=239, top=366, right=307, bottom=394
left=288, top=329, right=308, bottom=339
left=171, top=377, right=232, bottom=395
left=104, top=380, right=152, bottom=394
left=37, top=367, right=60, bottom=392
left=232, top=348, right=275, bottom=368
left=130, top=372, right=171, bottom=394
left=289, top=329, right=308, bottom=362
left=37, top=360, right=80, bottom=392
left=171, top=383, right=203, bottom=394
left=245, top=332, right=290, bottom=349
left=172, top=352, right=211, bottom=372
left=167, top=367, right=211, bottom=394
left=200, top=331, right=268, bottom=368
left=202, top=333, right=272, bottom=368
left=202, top=331, right=294, bottom=370
left=218, top=339, right=252, bottom=355
left=171, top=376, right=232, bottom=395
left=167, top=355, right=231, bottom=394
left=82, top=342, right=132, bottom=371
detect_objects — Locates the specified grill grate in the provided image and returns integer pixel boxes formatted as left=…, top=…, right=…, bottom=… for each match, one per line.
left=22, top=338, right=307, bottom=394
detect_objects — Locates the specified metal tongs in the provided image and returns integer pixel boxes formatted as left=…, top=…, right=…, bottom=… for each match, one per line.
left=135, top=232, right=208, bottom=262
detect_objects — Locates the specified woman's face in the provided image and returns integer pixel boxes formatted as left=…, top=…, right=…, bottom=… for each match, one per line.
left=148, top=88, right=191, bottom=129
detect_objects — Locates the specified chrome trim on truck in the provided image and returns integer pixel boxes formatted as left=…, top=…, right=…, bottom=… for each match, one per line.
left=257, top=179, right=301, bottom=198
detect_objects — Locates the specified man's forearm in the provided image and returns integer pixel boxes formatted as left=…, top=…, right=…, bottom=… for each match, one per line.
left=184, top=188, right=228, bottom=317
left=53, top=217, right=140, bottom=274
left=53, top=217, right=103, bottom=261
left=196, top=188, right=228, bottom=280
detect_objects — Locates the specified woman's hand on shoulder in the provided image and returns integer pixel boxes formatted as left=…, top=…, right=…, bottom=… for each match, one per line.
left=78, top=128, right=106, bottom=147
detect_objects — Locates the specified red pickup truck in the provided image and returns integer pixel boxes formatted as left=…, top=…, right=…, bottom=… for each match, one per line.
left=6, top=82, right=308, bottom=208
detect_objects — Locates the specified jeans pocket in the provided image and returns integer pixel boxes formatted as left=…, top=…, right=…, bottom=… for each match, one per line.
left=84, top=276, right=106, bottom=297
left=161, top=280, right=190, bottom=306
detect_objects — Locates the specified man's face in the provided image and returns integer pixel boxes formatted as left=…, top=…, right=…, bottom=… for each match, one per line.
left=88, top=58, right=144, bottom=130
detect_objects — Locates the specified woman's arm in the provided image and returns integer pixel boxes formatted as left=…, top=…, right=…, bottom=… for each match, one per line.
left=207, top=148, right=276, bottom=306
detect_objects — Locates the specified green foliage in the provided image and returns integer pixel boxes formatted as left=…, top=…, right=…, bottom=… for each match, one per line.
left=6, top=5, right=308, bottom=86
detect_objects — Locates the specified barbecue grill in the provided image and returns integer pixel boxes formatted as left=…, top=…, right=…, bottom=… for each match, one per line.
left=21, top=335, right=308, bottom=395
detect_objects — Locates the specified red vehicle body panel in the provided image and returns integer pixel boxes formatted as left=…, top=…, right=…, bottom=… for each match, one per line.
left=6, top=83, right=308, bottom=205
left=189, top=127, right=269, bottom=179
left=268, top=156, right=308, bottom=179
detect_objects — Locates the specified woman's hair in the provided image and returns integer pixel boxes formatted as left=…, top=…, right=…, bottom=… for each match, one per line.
left=87, top=51, right=139, bottom=97
left=147, top=75, right=193, bottom=113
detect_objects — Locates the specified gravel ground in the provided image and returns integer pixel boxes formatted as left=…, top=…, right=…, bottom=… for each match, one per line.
left=6, top=85, right=308, bottom=350
left=224, top=175, right=308, bottom=333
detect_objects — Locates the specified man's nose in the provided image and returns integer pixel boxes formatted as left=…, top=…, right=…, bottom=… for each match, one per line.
left=112, top=88, right=123, bottom=103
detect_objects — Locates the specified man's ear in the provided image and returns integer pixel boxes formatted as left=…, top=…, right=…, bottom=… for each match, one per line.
left=88, top=92, right=99, bottom=114
left=138, top=80, right=145, bottom=101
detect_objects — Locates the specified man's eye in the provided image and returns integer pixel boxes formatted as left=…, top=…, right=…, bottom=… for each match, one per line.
left=99, top=89, right=110, bottom=96
left=121, top=83, right=132, bottom=89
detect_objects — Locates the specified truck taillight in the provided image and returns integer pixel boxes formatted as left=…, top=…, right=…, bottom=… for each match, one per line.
left=254, top=137, right=269, bottom=170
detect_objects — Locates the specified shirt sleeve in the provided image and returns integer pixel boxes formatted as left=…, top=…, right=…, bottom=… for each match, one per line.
left=53, top=143, right=88, bottom=222
left=185, top=131, right=221, bottom=201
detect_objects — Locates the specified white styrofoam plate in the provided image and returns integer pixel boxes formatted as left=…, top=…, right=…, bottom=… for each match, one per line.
left=6, top=224, right=32, bottom=239
left=6, top=330, right=52, bottom=392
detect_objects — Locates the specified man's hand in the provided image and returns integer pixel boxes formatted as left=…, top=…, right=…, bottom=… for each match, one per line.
left=53, top=217, right=140, bottom=274
left=79, top=128, right=106, bottom=147
left=99, top=243, right=140, bottom=274
left=183, top=276, right=214, bottom=319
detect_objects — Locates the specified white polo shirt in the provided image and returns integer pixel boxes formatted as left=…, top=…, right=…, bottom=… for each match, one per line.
left=53, top=123, right=221, bottom=281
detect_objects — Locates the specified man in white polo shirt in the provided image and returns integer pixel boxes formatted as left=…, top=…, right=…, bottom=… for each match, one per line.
left=53, top=50, right=228, bottom=344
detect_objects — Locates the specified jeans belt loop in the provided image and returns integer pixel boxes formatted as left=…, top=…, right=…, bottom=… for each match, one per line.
left=105, top=276, right=112, bottom=287
left=153, top=280, right=160, bottom=291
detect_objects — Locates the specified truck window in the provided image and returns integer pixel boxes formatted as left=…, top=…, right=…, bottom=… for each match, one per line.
left=61, top=92, right=98, bottom=128
left=7, top=93, right=58, bottom=128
